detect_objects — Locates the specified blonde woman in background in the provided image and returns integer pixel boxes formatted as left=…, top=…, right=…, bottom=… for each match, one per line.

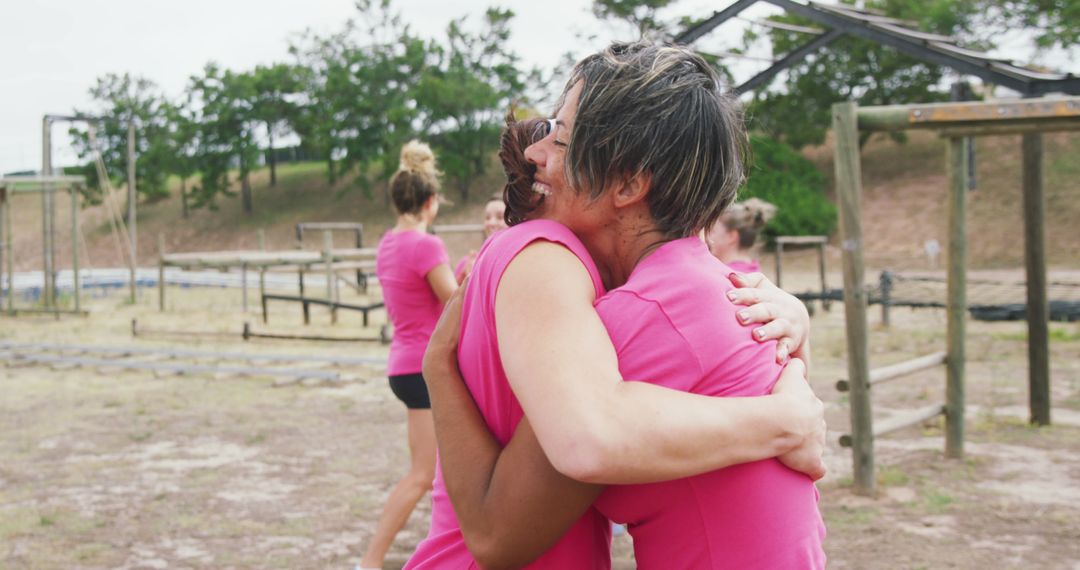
left=360, top=141, right=457, bottom=570
left=706, top=197, right=778, bottom=274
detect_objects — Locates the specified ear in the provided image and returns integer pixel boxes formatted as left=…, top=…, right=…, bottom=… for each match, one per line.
left=611, top=171, right=651, bottom=210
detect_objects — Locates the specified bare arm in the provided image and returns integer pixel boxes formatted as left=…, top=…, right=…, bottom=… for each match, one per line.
left=497, top=242, right=824, bottom=484
left=425, top=262, right=457, bottom=304
left=423, top=293, right=602, bottom=569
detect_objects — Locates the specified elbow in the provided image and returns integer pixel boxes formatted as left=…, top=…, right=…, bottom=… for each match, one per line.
left=465, top=533, right=524, bottom=570
left=545, top=429, right=622, bottom=484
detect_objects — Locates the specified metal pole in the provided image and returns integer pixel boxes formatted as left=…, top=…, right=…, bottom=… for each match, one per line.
left=1022, top=133, right=1051, bottom=426
left=774, top=242, right=783, bottom=287
left=945, top=137, right=968, bottom=459
left=127, top=120, right=137, bottom=304
left=833, top=101, right=875, bottom=496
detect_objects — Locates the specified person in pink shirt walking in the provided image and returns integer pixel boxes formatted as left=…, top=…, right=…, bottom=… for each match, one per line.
left=409, top=41, right=825, bottom=569
left=360, top=141, right=457, bottom=570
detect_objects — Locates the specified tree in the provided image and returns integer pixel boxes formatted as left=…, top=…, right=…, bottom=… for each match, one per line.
left=748, top=0, right=987, bottom=148
left=161, top=101, right=199, bottom=218
left=417, top=8, right=531, bottom=201
left=185, top=63, right=261, bottom=213
left=592, top=0, right=678, bottom=37
left=289, top=0, right=428, bottom=193
left=69, top=73, right=173, bottom=205
left=250, top=63, right=303, bottom=187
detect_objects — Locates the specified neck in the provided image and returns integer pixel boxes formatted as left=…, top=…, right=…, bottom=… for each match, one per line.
left=583, top=205, right=667, bottom=290
left=395, top=213, right=427, bottom=233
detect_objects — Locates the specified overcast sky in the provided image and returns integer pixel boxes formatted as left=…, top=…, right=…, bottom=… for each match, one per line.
left=0, top=1, right=1070, bottom=175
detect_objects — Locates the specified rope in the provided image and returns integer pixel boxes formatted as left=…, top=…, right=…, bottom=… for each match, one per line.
left=87, top=124, right=133, bottom=268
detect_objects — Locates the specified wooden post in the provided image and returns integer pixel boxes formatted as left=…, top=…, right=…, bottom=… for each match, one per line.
left=833, top=102, right=875, bottom=496
left=241, top=262, right=249, bottom=313
left=774, top=241, right=784, bottom=287
left=4, top=192, right=13, bottom=315
left=257, top=228, right=267, bottom=320
left=1022, top=133, right=1051, bottom=426
left=945, top=136, right=968, bottom=458
left=71, top=187, right=80, bottom=313
left=127, top=120, right=137, bottom=305
left=323, top=230, right=336, bottom=324
left=157, top=233, right=166, bottom=311
left=42, top=117, right=55, bottom=309
left=818, top=241, right=830, bottom=311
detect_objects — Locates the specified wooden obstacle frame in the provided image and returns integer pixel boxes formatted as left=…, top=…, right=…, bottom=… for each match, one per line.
left=0, top=175, right=87, bottom=317
left=833, top=96, right=1080, bottom=496
left=773, top=235, right=831, bottom=312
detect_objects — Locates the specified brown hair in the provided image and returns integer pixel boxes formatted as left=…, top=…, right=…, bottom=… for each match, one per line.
left=498, top=110, right=547, bottom=226
left=722, top=198, right=777, bottom=248
left=561, top=41, right=749, bottom=239
left=389, top=140, right=440, bottom=215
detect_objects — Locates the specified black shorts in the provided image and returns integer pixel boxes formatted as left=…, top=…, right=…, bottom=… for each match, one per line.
left=389, top=373, right=431, bottom=409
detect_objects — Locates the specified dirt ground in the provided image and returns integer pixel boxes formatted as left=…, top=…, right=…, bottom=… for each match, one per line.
left=2, top=262, right=1079, bottom=569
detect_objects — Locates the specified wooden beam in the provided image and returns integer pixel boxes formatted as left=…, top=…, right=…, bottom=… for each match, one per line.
left=1023, top=133, right=1051, bottom=426
left=857, top=97, right=1080, bottom=132
left=832, top=101, right=875, bottom=496
left=839, top=404, right=945, bottom=447
left=836, top=351, right=947, bottom=392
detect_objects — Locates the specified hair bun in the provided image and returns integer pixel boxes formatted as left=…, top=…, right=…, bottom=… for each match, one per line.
left=399, top=140, right=438, bottom=176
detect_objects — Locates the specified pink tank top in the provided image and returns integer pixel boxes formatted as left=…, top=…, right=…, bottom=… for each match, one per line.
left=592, top=238, right=826, bottom=569
left=724, top=258, right=760, bottom=274
left=376, top=229, right=450, bottom=376
left=405, top=220, right=612, bottom=569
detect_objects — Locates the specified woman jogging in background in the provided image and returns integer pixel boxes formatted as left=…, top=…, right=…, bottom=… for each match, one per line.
left=359, top=141, right=456, bottom=570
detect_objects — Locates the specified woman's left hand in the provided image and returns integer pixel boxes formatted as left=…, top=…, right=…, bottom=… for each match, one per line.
left=726, top=272, right=810, bottom=365
left=423, top=277, right=468, bottom=384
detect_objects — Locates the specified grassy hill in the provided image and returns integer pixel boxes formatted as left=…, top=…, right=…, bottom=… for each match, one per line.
left=6, top=131, right=1079, bottom=272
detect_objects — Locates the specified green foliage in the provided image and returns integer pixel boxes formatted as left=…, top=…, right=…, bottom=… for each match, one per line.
left=185, top=63, right=262, bottom=212
left=418, top=8, right=529, bottom=201
left=592, top=0, right=678, bottom=36
left=741, top=135, right=836, bottom=240
left=748, top=0, right=977, bottom=148
left=68, top=73, right=173, bottom=202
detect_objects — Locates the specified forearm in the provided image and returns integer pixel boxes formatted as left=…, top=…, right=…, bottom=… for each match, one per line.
left=553, top=382, right=805, bottom=484
left=426, top=357, right=601, bottom=569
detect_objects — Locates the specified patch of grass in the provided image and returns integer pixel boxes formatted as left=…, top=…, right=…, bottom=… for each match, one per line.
left=38, top=514, right=55, bottom=527
left=992, top=327, right=1080, bottom=343
left=877, top=466, right=910, bottom=487
left=128, top=431, right=152, bottom=442
left=923, top=489, right=954, bottom=512
left=831, top=505, right=877, bottom=525
left=245, top=432, right=266, bottom=445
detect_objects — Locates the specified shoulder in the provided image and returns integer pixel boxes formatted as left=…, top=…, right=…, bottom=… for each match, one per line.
left=481, top=221, right=604, bottom=298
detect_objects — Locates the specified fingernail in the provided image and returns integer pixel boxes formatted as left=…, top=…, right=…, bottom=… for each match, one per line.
left=728, top=272, right=739, bottom=281
left=727, top=291, right=738, bottom=301
left=738, top=310, right=749, bottom=322
left=755, top=328, right=766, bottom=339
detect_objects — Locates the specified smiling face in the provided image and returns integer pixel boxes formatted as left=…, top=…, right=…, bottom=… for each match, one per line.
left=522, top=82, right=607, bottom=235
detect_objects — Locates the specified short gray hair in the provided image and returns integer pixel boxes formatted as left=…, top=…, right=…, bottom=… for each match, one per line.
left=563, top=41, right=748, bottom=239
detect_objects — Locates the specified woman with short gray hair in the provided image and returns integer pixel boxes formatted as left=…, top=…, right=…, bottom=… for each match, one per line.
left=407, top=41, right=825, bottom=569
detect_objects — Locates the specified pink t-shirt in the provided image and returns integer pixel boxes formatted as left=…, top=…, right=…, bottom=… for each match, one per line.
left=725, top=258, right=760, bottom=274
left=375, top=229, right=450, bottom=376
left=593, top=237, right=826, bottom=569
left=405, top=220, right=612, bottom=570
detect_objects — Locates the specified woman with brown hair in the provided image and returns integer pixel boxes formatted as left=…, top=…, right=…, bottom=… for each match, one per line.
left=407, top=42, right=824, bottom=569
